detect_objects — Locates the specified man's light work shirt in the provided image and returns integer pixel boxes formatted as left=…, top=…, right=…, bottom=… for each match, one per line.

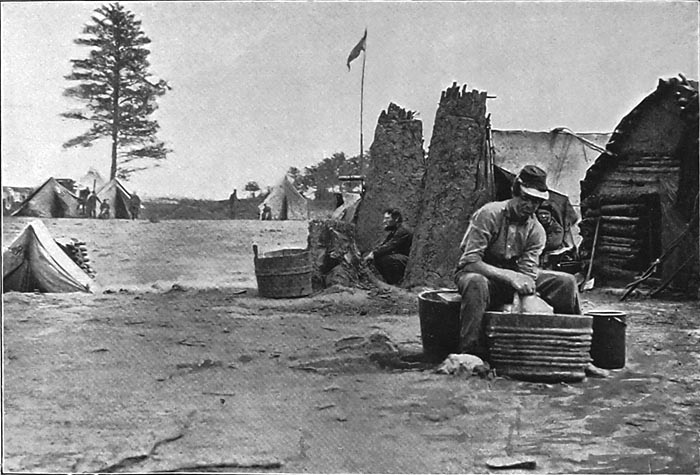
left=456, top=200, right=546, bottom=279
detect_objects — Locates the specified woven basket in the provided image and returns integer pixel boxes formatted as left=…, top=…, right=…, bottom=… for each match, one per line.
left=253, top=245, right=312, bottom=298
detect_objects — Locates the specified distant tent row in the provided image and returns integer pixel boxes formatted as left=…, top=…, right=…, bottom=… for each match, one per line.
left=258, top=175, right=308, bottom=220
left=11, top=177, right=134, bottom=219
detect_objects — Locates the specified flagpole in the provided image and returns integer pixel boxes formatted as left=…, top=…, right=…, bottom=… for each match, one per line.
left=359, top=48, right=366, bottom=177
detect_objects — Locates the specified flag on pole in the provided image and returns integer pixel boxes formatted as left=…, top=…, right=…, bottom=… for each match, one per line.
left=346, top=29, right=367, bottom=71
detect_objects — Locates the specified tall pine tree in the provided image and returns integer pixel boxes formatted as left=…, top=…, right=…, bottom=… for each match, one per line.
left=62, top=3, right=171, bottom=180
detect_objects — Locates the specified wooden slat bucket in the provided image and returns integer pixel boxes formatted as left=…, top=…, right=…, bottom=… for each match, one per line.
left=253, top=245, right=312, bottom=298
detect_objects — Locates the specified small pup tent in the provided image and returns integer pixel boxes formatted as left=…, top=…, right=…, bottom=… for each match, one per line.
left=96, top=179, right=133, bottom=219
left=77, top=167, right=107, bottom=193
left=259, top=176, right=308, bottom=220
left=11, top=177, right=81, bottom=218
left=3, top=220, right=94, bottom=293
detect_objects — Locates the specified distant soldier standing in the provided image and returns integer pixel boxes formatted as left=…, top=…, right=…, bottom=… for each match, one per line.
left=260, top=203, right=272, bottom=221
left=86, top=191, right=98, bottom=218
left=98, top=199, right=111, bottom=219
left=129, top=192, right=141, bottom=220
left=78, top=187, right=90, bottom=216
left=229, top=189, right=238, bottom=219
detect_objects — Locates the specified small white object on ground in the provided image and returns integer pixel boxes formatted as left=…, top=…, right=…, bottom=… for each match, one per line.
left=436, top=354, right=485, bottom=375
left=585, top=363, right=611, bottom=378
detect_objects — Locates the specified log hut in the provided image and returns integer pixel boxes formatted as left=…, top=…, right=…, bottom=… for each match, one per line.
left=579, top=75, right=699, bottom=294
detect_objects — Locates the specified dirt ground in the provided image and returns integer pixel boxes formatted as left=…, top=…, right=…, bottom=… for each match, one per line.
left=3, top=217, right=700, bottom=473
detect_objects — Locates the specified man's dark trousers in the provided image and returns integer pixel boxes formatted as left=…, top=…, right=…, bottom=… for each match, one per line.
left=375, top=254, right=409, bottom=285
left=454, top=270, right=580, bottom=357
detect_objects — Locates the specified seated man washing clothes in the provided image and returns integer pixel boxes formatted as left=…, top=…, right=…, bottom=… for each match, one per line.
left=364, top=208, right=413, bottom=285
left=453, top=165, right=581, bottom=358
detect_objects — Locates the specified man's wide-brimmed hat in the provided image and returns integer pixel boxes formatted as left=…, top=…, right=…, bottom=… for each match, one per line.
left=516, top=165, right=549, bottom=200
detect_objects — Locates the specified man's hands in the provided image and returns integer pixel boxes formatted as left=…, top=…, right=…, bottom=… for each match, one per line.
left=461, top=261, right=537, bottom=295
left=363, top=251, right=375, bottom=263
left=506, top=270, right=536, bottom=295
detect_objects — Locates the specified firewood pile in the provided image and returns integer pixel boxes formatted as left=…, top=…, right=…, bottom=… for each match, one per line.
left=57, top=238, right=97, bottom=278
left=356, top=102, right=425, bottom=254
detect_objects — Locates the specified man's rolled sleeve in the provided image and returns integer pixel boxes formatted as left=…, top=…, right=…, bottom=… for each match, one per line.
left=456, top=209, right=493, bottom=270
left=517, top=223, right=546, bottom=278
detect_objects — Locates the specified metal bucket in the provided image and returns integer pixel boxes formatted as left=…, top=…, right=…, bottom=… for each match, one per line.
left=253, top=245, right=312, bottom=298
left=586, top=310, right=626, bottom=369
left=417, top=290, right=461, bottom=359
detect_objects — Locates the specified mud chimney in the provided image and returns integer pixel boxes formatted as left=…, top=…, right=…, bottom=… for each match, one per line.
left=404, top=83, right=494, bottom=288
left=356, top=103, right=426, bottom=253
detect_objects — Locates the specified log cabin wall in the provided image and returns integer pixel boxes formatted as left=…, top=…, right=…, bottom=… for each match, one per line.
left=580, top=75, right=699, bottom=293
left=404, top=83, right=493, bottom=288
left=355, top=103, right=426, bottom=254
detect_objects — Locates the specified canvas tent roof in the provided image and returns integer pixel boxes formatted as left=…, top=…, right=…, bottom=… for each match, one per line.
left=77, top=167, right=107, bottom=192
left=96, top=179, right=133, bottom=219
left=331, top=192, right=362, bottom=223
left=259, top=176, right=308, bottom=220
left=3, top=220, right=94, bottom=293
left=11, top=177, right=81, bottom=218
left=492, top=129, right=611, bottom=207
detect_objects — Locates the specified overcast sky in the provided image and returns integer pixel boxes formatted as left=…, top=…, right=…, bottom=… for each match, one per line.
left=2, top=1, right=698, bottom=199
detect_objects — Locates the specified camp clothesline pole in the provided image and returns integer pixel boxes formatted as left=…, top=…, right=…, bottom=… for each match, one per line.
left=552, top=127, right=613, bottom=158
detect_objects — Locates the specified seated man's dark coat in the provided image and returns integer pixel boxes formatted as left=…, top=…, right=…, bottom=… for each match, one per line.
left=373, top=225, right=412, bottom=284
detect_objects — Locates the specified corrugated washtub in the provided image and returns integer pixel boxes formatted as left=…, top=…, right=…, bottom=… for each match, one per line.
left=253, top=244, right=312, bottom=298
left=586, top=310, right=626, bottom=369
left=485, top=311, right=593, bottom=383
